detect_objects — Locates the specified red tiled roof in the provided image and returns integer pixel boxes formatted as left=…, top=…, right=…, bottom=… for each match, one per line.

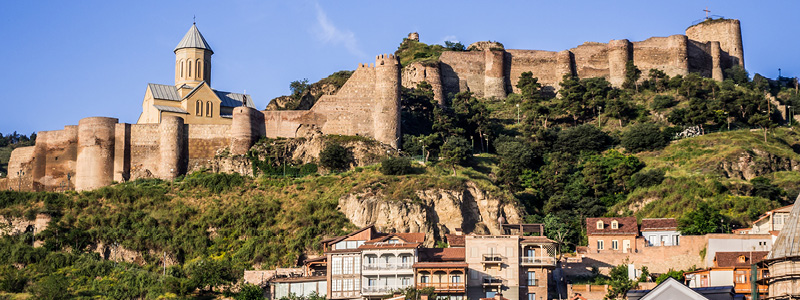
left=640, top=218, right=678, bottom=231
left=586, top=217, right=638, bottom=235
left=714, top=251, right=769, bottom=268
left=445, top=234, right=465, bottom=247
left=412, top=262, right=468, bottom=268
left=417, top=248, right=465, bottom=262
left=358, top=242, right=421, bottom=250
left=271, top=275, right=326, bottom=283
left=324, top=224, right=376, bottom=245
left=366, top=232, right=425, bottom=244
left=520, top=236, right=556, bottom=244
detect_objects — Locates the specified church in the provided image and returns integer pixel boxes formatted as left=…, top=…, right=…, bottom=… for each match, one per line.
left=136, top=23, right=257, bottom=125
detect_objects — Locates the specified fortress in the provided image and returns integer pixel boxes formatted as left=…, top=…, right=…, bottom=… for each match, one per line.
left=1, top=19, right=743, bottom=192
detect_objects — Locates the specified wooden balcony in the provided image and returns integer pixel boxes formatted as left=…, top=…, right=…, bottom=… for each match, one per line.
left=482, top=277, right=504, bottom=287
left=481, top=254, right=504, bottom=265
left=416, top=282, right=466, bottom=292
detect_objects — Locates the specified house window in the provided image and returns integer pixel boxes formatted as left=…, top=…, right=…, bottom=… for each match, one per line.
left=528, top=294, right=536, bottom=300
left=343, top=257, right=353, bottom=274
left=649, top=235, right=656, bottom=246
left=597, top=240, right=604, bottom=250
left=368, top=278, right=376, bottom=287
left=196, top=100, right=202, bottom=115
left=401, top=277, right=410, bottom=286
left=612, top=240, right=619, bottom=250
left=611, top=220, right=618, bottom=229
left=343, top=279, right=353, bottom=291
left=332, top=279, right=342, bottom=291
left=420, top=275, right=429, bottom=283
left=332, top=257, right=342, bottom=275
left=527, top=271, right=536, bottom=286
left=596, top=221, right=604, bottom=229
left=738, top=256, right=746, bottom=263
left=451, top=275, right=461, bottom=283
left=206, top=101, right=212, bottom=117
left=735, top=271, right=747, bottom=283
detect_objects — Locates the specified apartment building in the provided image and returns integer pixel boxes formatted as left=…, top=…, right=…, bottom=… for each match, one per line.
left=685, top=251, right=769, bottom=299
left=415, top=248, right=468, bottom=300
left=640, top=218, right=680, bottom=247
left=360, top=233, right=425, bottom=299
left=322, top=225, right=382, bottom=300
left=586, top=217, right=639, bottom=253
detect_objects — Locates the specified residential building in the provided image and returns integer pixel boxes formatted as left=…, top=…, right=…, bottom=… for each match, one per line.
left=272, top=275, right=327, bottom=299
left=322, top=225, right=382, bottom=300
left=640, top=218, right=680, bottom=247
left=627, top=277, right=740, bottom=300
left=743, top=204, right=793, bottom=235
left=360, top=233, right=425, bottom=299
left=520, top=236, right=557, bottom=300
left=415, top=248, right=468, bottom=300
left=685, top=251, right=769, bottom=299
left=586, top=217, right=639, bottom=253
left=760, top=197, right=800, bottom=299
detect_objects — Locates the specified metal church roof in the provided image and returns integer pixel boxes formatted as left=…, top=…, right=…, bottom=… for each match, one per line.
left=767, top=195, right=800, bottom=261
left=148, top=83, right=182, bottom=101
left=174, top=24, right=213, bottom=54
left=215, top=90, right=255, bottom=108
left=153, top=105, right=188, bottom=114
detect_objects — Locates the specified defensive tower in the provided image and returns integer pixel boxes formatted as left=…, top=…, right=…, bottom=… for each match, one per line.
left=75, top=117, right=118, bottom=191
left=686, top=19, right=744, bottom=68
left=484, top=49, right=507, bottom=99
left=374, top=54, right=401, bottom=148
left=608, top=39, right=631, bottom=87
left=174, top=23, right=213, bottom=88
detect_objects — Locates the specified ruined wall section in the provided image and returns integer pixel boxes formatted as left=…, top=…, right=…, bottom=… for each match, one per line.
left=38, top=126, right=78, bottom=191
left=185, top=124, right=231, bottom=170
left=440, top=51, right=486, bottom=98
left=505, top=49, right=572, bottom=93
left=402, top=61, right=444, bottom=105
left=631, top=35, right=690, bottom=78
left=686, top=19, right=744, bottom=69
left=6, top=147, right=35, bottom=191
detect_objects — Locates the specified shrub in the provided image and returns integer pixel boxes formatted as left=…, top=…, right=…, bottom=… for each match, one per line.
left=319, top=143, right=352, bottom=172
left=628, top=169, right=665, bottom=189
left=621, top=123, right=668, bottom=153
left=182, top=172, right=245, bottom=193
left=237, top=283, right=265, bottom=300
left=380, top=157, right=411, bottom=175
left=554, top=124, right=614, bottom=155
left=650, top=95, right=677, bottom=111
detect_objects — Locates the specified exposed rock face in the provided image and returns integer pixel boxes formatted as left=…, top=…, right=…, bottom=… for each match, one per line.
left=339, top=181, right=521, bottom=246
left=467, top=41, right=505, bottom=51
left=0, top=213, right=51, bottom=236
left=718, top=148, right=800, bottom=180
left=265, top=82, right=341, bottom=111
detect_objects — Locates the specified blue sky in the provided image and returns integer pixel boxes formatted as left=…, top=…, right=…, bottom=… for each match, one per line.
left=1, top=1, right=798, bottom=134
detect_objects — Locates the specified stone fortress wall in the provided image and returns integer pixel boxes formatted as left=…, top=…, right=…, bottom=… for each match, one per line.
left=5, top=55, right=400, bottom=192
left=402, top=19, right=744, bottom=99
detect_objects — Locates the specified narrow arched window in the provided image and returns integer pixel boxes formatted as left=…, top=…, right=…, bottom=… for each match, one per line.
left=206, top=101, right=212, bottom=117
left=196, top=60, right=202, bottom=79
left=205, top=60, right=210, bottom=79
left=196, top=100, right=202, bottom=115
left=181, top=61, right=184, bottom=77
left=188, top=59, right=192, bottom=77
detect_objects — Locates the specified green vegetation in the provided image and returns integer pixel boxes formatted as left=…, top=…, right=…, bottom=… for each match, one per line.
left=272, top=70, right=354, bottom=110
left=319, top=143, right=352, bottom=172
left=380, top=156, right=411, bottom=175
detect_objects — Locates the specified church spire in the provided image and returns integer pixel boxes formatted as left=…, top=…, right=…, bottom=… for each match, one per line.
left=174, top=23, right=213, bottom=54
left=174, top=23, right=213, bottom=87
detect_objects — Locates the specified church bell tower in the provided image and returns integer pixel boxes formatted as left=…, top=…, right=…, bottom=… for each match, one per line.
left=174, top=23, right=213, bottom=87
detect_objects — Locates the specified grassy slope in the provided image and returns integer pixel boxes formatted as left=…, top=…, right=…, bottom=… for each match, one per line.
left=614, top=127, right=800, bottom=225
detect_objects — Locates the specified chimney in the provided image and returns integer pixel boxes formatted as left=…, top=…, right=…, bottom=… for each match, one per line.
left=494, top=293, right=504, bottom=300
left=455, top=228, right=463, bottom=236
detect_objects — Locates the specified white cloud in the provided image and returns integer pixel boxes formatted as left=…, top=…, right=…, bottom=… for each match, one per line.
left=442, top=35, right=460, bottom=44
left=313, top=3, right=365, bottom=58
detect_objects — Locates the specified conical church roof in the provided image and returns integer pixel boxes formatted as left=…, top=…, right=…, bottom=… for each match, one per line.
left=767, top=195, right=800, bottom=261
left=174, top=24, right=213, bottom=54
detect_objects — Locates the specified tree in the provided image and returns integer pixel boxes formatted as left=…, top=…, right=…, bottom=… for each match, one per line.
left=750, top=177, right=785, bottom=201
left=622, top=60, right=642, bottom=92
left=444, top=41, right=465, bottom=51
left=628, top=169, right=665, bottom=189
left=558, top=74, right=588, bottom=124
left=605, top=262, right=637, bottom=300
left=724, top=65, right=749, bottom=85
left=289, top=78, right=309, bottom=98
left=678, top=202, right=725, bottom=235
left=553, top=124, right=614, bottom=155
left=749, top=113, right=775, bottom=142
left=440, top=136, right=470, bottom=175
left=319, top=143, right=352, bottom=172
left=647, top=69, right=669, bottom=92
left=495, top=136, right=536, bottom=189
left=30, top=273, right=70, bottom=300
left=605, top=97, right=636, bottom=126
left=517, top=72, right=542, bottom=102
left=650, top=95, right=677, bottom=111
left=185, top=256, right=236, bottom=293
left=380, top=157, right=412, bottom=175
left=621, top=123, right=668, bottom=153
left=237, top=284, right=265, bottom=300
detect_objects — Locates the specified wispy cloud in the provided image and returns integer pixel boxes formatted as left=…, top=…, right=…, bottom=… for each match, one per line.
left=442, top=35, right=460, bottom=44
left=312, top=3, right=365, bottom=58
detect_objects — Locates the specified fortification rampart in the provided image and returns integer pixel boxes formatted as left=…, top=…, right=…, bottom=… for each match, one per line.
left=402, top=61, right=444, bottom=105
left=432, top=19, right=742, bottom=98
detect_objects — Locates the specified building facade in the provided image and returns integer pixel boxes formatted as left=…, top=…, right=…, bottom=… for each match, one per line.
left=685, top=251, right=769, bottom=299
left=360, top=233, right=424, bottom=299
left=586, top=217, right=639, bottom=253
left=640, top=218, right=680, bottom=247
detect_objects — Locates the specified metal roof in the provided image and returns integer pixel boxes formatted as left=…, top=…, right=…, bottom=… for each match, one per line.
left=174, top=24, right=213, bottom=54
left=148, top=83, right=181, bottom=101
left=767, top=195, right=800, bottom=261
left=153, top=105, right=188, bottom=114
left=215, top=90, right=256, bottom=108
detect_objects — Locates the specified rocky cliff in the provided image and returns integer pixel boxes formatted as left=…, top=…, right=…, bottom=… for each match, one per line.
left=339, top=180, right=521, bottom=246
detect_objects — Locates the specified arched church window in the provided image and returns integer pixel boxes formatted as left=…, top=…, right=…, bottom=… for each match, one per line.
left=181, top=61, right=184, bottom=77
left=196, top=100, right=202, bottom=116
left=196, top=60, right=202, bottom=79
left=188, top=59, right=192, bottom=77
left=206, top=101, right=212, bottom=117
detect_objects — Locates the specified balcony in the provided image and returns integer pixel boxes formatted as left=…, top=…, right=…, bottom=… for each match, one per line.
left=362, top=263, right=414, bottom=272
left=482, top=277, right=504, bottom=287
left=416, top=282, right=466, bottom=292
left=362, top=285, right=407, bottom=295
left=520, top=256, right=556, bottom=267
left=481, top=254, right=504, bottom=265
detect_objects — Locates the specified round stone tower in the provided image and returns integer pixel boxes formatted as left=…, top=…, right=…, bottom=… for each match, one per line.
left=159, top=116, right=184, bottom=180
left=710, top=41, right=724, bottom=81
left=685, top=19, right=745, bottom=68
left=608, top=39, right=631, bottom=87
left=374, top=54, right=401, bottom=149
left=762, top=196, right=800, bottom=298
left=484, top=49, right=507, bottom=99
left=230, top=107, right=260, bottom=156
left=75, top=117, right=118, bottom=191
left=174, top=23, right=213, bottom=87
